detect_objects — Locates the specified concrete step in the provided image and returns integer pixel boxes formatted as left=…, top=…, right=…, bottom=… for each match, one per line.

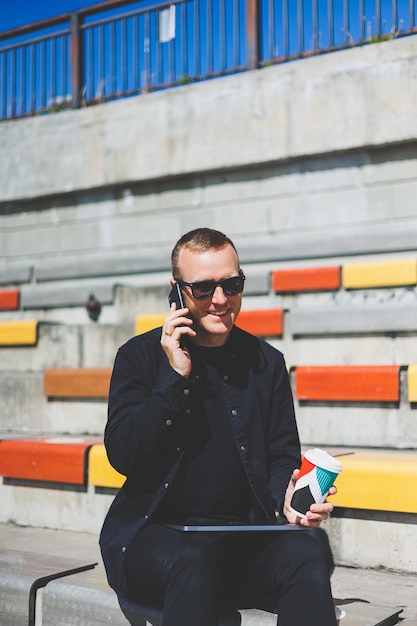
left=14, top=282, right=172, bottom=327
left=1, top=370, right=415, bottom=446
left=0, top=373, right=107, bottom=435
left=0, top=476, right=114, bottom=535
left=0, top=322, right=132, bottom=372
left=0, top=523, right=416, bottom=626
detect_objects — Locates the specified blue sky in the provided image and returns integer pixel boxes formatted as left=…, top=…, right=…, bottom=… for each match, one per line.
left=1, top=1, right=98, bottom=32
left=2, top=0, right=413, bottom=34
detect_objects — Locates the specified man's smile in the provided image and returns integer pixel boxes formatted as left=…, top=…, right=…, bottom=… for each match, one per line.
left=207, top=309, right=229, bottom=317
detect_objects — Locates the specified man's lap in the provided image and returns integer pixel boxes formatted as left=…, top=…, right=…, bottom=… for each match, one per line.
left=124, top=523, right=333, bottom=608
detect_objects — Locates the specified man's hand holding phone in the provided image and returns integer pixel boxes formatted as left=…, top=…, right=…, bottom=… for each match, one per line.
left=162, top=284, right=196, bottom=378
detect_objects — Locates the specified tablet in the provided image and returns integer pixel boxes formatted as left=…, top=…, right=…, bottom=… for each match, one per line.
left=164, top=524, right=306, bottom=532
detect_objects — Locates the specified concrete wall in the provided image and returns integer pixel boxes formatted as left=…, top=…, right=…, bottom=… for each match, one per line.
left=1, top=35, right=417, bottom=273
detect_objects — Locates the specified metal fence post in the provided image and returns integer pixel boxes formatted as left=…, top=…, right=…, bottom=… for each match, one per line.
left=71, top=12, right=83, bottom=108
left=246, top=0, right=259, bottom=70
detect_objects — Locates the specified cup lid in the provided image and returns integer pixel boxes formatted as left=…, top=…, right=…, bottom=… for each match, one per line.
left=304, top=448, right=342, bottom=474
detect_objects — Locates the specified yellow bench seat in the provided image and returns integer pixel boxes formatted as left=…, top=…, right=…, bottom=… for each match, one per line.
left=329, top=451, right=417, bottom=514
left=0, top=320, right=38, bottom=346
left=88, top=443, right=125, bottom=488
left=89, top=444, right=417, bottom=517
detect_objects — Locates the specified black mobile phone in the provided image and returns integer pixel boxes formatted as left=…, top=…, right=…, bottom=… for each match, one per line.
left=168, top=283, right=185, bottom=310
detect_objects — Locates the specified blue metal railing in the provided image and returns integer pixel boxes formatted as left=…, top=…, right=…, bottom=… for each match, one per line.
left=1, top=0, right=416, bottom=121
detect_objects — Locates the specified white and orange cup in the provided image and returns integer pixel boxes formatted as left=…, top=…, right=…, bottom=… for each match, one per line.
left=290, top=448, right=342, bottom=518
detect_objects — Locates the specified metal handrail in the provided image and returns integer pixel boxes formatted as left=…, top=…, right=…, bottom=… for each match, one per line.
left=1, top=0, right=416, bottom=122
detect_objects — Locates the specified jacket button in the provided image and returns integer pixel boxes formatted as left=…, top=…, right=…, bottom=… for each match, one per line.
left=231, top=409, right=237, bottom=416
left=184, top=388, right=190, bottom=395
left=122, top=546, right=127, bottom=552
left=165, top=419, right=173, bottom=426
left=164, top=482, right=169, bottom=489
left=240, top=445, right=246, bottom=452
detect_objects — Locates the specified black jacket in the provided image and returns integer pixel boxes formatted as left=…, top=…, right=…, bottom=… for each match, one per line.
left=99, top=326, right=301, bottom=595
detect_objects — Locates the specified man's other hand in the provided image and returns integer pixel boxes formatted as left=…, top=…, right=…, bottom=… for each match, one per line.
left=283, top=469, right=336, bottom=527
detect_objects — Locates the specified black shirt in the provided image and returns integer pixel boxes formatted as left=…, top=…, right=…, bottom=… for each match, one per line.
left=155, top=342, right=253, bottom=524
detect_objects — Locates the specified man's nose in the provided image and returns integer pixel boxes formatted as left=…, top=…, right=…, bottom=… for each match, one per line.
left=212, top=284, right=227, bottom=303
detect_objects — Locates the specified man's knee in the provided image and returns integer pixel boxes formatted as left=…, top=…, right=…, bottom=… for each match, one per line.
left=303, top=528, right=334, bottom=575
left=169, top=535, right=219, bottom=578
left=273, top=529, right=333, bottom=574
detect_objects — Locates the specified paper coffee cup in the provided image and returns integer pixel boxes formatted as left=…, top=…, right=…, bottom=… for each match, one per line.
left=290, top=448, right=342, bottom=518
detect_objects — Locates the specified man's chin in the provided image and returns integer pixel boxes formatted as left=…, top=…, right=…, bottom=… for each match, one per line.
left=196, top=319, right=233, bottom=344
left=208, top=315, right=233, bottom=332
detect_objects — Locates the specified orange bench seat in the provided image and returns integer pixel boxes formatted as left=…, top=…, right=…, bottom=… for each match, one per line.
left=295, top=365, right=400, bottom=402
left=0, top=436, right=101, bottom=484
left=0, top=289, right=19, bottom=311
left=272, top=266, right=340, bottom=293
left=236, top=309, right=283, bottom=337
left=44, top=368, right=112, bottom=399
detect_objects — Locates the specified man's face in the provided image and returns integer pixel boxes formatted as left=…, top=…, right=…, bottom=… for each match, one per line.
left=175, top=244, right=243, bottom=347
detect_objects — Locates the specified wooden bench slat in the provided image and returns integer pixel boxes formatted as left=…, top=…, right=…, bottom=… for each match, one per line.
left=88, top=443, right=125, bottom=488
left=43, top=368, right=112, bottom=399
left=0, top=437, right=100, bottom=484
left=236, top=309, right=283, bottom=336
left=295, top=365, right=400, bottom=402
left=135, top=313, right=166, bottom=336
left=0, top=289, right=19, bottom=311
left=328, top=451, right=417, bottom=514
left=342, top=258, right=417, bottom=289
left=272, top=266, right=340, bottom=293
left=407, top=364, right=417, bottom=403
left=0, top=320, right=38, bottom=346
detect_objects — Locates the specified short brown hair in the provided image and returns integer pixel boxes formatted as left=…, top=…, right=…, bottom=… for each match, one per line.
left=171, top=227, right=239, bottom=279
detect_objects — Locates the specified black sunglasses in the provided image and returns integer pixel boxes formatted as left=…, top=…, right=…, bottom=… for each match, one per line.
left=176, top=275, right=245, bottom=300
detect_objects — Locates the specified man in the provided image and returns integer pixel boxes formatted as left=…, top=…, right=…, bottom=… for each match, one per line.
left=100, top=227, right=337, bottom=626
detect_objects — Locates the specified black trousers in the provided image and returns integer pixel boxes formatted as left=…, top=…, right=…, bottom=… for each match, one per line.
left=125, top=524, right=337, bottom=626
